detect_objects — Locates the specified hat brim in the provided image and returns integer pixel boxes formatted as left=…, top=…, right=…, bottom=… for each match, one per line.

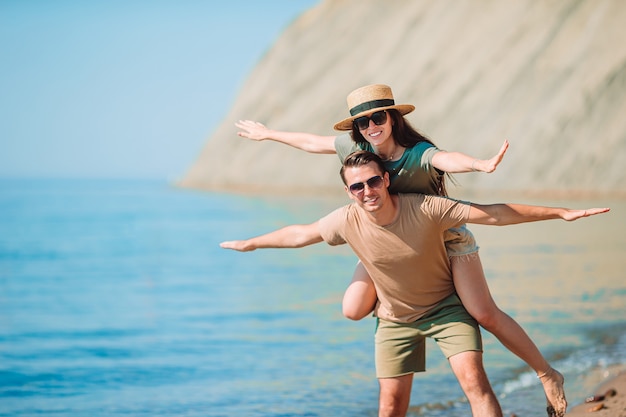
left=333, top=104, right=415, bottom=131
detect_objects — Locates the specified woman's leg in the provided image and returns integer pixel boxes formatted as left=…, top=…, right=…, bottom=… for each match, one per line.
left=342, top=261, right=377, bottom=321
left=451, top=254, right=567, bottom=417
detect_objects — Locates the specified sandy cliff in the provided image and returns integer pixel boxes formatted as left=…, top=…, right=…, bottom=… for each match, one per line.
left=180, top=0, right=626, bottom=198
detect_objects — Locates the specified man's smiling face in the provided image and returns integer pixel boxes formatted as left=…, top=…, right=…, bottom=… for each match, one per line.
left=344, top=161, right=391, bottom=213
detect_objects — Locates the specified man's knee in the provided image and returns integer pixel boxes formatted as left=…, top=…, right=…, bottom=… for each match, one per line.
left=378, top=375, right=413, bottom=417
left=379, top=404, right=406, bottom=417
left=459, top=369, right=494, bottom=397
left=379, top=399, right=406, bottom=417
left=449, top=351, right=493, bottom=393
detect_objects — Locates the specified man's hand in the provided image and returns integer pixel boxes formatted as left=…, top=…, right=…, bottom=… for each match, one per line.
left=561, top=207, right=610, bottom=221
left=220, top=240, right=254, bottom=252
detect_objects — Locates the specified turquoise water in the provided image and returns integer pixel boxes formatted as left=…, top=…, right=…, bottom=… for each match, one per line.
left=1, top=179, right=624, bottom=416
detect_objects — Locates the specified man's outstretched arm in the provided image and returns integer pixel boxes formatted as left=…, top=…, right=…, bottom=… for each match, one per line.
left=220, top=222, right=324, bottom=252
left=466, top=203, right=610, bottom=226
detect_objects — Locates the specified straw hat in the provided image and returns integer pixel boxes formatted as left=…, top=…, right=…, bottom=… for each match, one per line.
left=333, top=84, right=415, bottom=131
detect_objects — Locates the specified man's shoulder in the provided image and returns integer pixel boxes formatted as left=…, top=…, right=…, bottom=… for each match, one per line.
left=319, top=203, right=354, bottom=225
left=398, top=193, right=457, bottom=202
left=318, top=203, right=355, bottom=245
left=398, top=193, right=464, bottom=212
left=398, top=193, right=427, bottom=203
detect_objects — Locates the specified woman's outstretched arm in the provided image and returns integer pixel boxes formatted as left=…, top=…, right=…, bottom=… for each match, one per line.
left=432, top=140, right=509, bottom=173
left=235, top=120, right=337, bottom=154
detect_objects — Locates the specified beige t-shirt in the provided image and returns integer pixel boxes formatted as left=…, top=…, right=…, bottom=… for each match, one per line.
left=318, top=194, right=471, bottom=323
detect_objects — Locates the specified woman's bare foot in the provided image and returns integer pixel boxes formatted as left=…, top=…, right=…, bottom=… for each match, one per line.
left=538, top=368, right=567, bottom=417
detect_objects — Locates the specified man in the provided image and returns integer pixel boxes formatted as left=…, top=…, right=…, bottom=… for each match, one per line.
left=220, top=150, right=609, bottom=417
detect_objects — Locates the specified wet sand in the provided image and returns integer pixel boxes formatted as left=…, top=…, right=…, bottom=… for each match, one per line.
left=565, top=367, right=626, bottom=417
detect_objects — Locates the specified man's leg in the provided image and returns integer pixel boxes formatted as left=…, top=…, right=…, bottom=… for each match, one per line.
left=451, top=255, right=566, bottom=417
left=448, top=351, right=502, bottom=417
left=378, top=373, right=413, bottom=417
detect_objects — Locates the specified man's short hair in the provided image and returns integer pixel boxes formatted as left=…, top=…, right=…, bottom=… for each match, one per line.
left=340, top=150, right=388, bottom=185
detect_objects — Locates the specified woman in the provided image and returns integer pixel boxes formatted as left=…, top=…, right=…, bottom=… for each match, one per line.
left=235, top=84, right=566, bottom=417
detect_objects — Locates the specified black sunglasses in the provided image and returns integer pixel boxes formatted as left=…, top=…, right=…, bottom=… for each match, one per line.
left=348, top=175, right=384, bottom=195
left=353, top=110, right=388, bottom=130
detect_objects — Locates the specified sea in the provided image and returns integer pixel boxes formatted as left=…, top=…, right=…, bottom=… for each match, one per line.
left=1, top=178, right=625, bottom=417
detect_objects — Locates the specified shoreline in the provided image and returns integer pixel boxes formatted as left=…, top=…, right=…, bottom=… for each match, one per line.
left=565, top=365, right=626, bottom=417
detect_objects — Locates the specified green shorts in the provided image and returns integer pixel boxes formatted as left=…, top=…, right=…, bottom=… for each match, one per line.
left=374, top=293, right=482, bottom=378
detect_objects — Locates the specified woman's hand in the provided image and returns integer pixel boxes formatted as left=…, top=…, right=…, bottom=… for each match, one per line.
left=560, top=207, right=610, bottom=221
left=233, top=120, right=337, bottom=154
left=478, top=140, right=509, bottom=173
left=235, top=120, right=272, bottom=141
left=432, top=140, right=510, bottom=174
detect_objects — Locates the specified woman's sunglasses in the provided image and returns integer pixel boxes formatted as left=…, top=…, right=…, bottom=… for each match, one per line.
left=348, top=175, right=384, bottom=195
left=353, top=110, right=388, bottom=130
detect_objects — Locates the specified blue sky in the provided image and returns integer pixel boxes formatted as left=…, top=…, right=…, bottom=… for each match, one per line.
left=0, top=0, right=319, bottom=180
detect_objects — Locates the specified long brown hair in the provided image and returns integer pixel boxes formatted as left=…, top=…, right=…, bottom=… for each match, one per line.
left=350, top=109, right=450, bottom=196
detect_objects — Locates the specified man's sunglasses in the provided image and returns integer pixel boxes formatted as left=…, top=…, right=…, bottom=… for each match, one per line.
left=353, top=110, right=388, bottom=130
left=348, top=175, right=384, bottom=195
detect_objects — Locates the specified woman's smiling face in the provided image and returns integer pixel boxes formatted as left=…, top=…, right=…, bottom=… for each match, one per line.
left=357, top=111, right=394, bottom=148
